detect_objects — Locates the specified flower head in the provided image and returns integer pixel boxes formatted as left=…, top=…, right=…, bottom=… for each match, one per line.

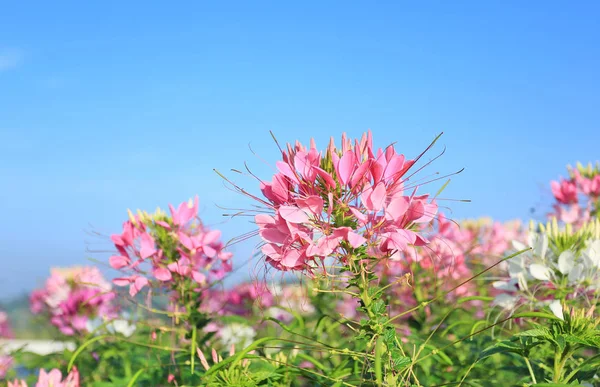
left=30, top=267, right=116, bottom=336
left=244, top=131, right=438, bottom=273
left=109, top=197, right=233, bottom=298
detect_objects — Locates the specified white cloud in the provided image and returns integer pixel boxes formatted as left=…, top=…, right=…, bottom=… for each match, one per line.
left=0, top=48, right=23, bottom=72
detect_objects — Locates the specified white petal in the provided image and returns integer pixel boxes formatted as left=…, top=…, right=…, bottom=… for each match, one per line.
left=568, top=263, right=584, bottom=283
left=517, top=273, right=529, bottom=292
left=529, top=263, right=552, bottom=281
left=508, top=257, right=526, bottom=278
left=549, top=300, right=564, bottom=320
left=492, top=280, right=517, bottom=291
left=512, top=240, right=528, bottom=252
left=558, top=250, right=575, bottom=275
left=534, top=234, right=548, bottom=260
left=492, top=294, right=519, bottom=309
left=583, top=240, right=600, bottom=268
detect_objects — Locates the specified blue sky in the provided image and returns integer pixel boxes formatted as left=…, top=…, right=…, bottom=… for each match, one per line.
left=1, top=1, right=599, bottom=299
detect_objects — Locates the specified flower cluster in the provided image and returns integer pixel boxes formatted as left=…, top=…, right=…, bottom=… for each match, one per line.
left=0, top=310, right=14, bottom=380
left=550, top=162, right=600, bottom=226
left=200, top=282, right=273, bottom=317
left=109, top=197, right=233, bottom=297
left=265, top=283, right=315, bottom=322
left=493, top=219, right=600, bottom=313
left=252, top=131, right=437, bottom=272
left=201, top=281, right=313, bottom=349
left=9, top=367, right=79, bottom=387
left=369, top=214, right=525, bottom=321
left=30, top=267, right=116, bottom=336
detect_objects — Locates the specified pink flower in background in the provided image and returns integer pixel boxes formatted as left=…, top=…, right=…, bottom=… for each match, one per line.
left=551, top=178, right=578, bottom=204
left=1, top=355, right=13, bottom=380
left=580, top=174, right=600, bottom=198
left=29, top=267, right=116, bottom=336
left=9, top=367, right=79, bottom=387
left=0, top=309, right=15, bottom=379
left=200, top=282, right=273, bottom=317
left=551, top=203, right=591, bottom=226
left=109, top=197, right=233, bottom=297
left=234, top=131, right=437, bottom=273
left=0, top=310, right=13, bottom=339
left=550, top=164, right=599, bottom=227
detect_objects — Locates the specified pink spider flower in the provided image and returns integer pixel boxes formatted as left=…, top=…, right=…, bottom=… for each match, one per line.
left=549, top=165, right=599, bottom=228
left=109, top=197, right=233, bottom=298
left=374, top=213, right=488, bottom=320
left=574, top=169, right=600, bottom=198
left=237, top=131, right=438, bottom=273
left=0, top=355, right=13, bottom=381
left=0, top=310, right=13, bottom=339
left=551, top=178, right=578, bottom=204
left=29, top=267, right=116, bottom=336
left=9, top=367, right=79, bottom=387
left=200, top=282, right=274, bottom=317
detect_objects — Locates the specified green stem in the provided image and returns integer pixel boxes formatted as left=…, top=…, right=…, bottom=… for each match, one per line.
left=553, top=346, right=572, bottom=383
left=524, top=357, right=537, bottom=384
left=351, top=260, right=386, bottom=381
left=375, top=336, right=384, bottom=387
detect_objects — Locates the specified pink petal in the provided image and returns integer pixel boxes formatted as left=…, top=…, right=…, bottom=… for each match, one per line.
left=276, top=161, right=300, bottom=184
left=271, top=173, right=290, bottom=203
left=109, top=255, right=130, bottom=270
left=155, top=220, right=172, bottom=230
left=347, top=231, right=367, bottom=248
left=177, top=232, right=195, bottom=251
left=153, top=268, right=172, bottom=281
left=337, top=151, right=356, bottom=186
left=349, top=207, right=368, bottom=223
left=259, top=227, right=289, bottom=244
left=314, top=167, right=336, bottom=189
left=281, top=249, right=304, bottom=268
left=385, top=196, right=409, bottom=222
left=203, top=244, right=217, bottom=258
left=130, top=276, right=149, bottom=297
left=255, top=214, right=276, bottom=227
left=294, top=151, right=311, bottom=178
left=278, top=205, right=309, bottom=223
left=369, top=182, right=386, bottom=211
left=384, top=154, right=405, bottom=181
left=203, top=230, right=222, bottom=245
left=192, top=271, right=206, bottom=284
left=349, top=160, right=371, bottom=188
left=296, top=195, right=324, bottom=215
left=139, top=233, right=157, bottom=259
left=113, top=277, right=132, bottom=287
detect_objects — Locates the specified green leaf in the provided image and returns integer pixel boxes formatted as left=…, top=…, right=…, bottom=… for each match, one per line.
left=372, top=300, right=386, bottom=315
left=126, top=368, right=146, bottom=387
left=391, top=351, right=412, bottom=370
left=478, top=340, right=522, bottom=360
left=514, top=328, right=550, bottom=339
